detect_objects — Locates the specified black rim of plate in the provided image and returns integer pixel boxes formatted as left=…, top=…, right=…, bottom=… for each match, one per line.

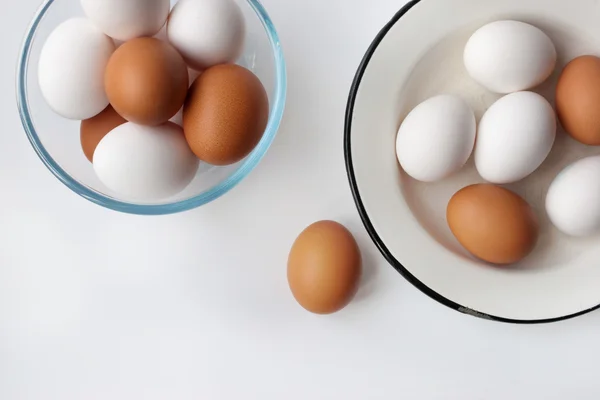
left=344, top=0, right=600, bottom=324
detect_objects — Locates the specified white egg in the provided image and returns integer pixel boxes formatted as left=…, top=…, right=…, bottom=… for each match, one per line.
left=81, top=0, right=170, bottom=41
left=94, top=123, right=199, bottom=201
left=38, top=18, right=115, bottom=120
left=546, top=156, right=600, bottom=237
left=167, top=0, right=246, bottom=71
left=464, top=20, right=557, bottom=94
left=475, top=92, right=556, bottom=184
left=396, top=95, right=476, bottom=182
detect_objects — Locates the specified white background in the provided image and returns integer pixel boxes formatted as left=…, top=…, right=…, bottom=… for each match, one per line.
left=2, top=0, right=600, bottom=399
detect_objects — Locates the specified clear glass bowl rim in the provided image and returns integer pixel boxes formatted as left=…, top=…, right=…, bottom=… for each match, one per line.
left=16, top=0, right=287, bottom=215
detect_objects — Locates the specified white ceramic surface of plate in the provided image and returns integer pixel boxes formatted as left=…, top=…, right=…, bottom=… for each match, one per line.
left=345, top=0, right=600, bottom=323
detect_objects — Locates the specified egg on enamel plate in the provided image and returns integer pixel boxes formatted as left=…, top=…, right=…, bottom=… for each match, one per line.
left=546, top=156, right=600, bottom=237
left=93, top=122, right=199, bottom=201
left=38, top=18, right=115, bottom=120
left=396, top=94, right=476, bottom=183
left=475, top=91, right=556, bottom=184
left=448, top=184, right=539, bottom=265
left=556, top=55, right=600, bottom=146
left=464, top=20, right=557, bottom=94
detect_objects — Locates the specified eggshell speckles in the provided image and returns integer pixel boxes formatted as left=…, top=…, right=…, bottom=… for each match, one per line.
left=447, top=184, right=539, bottom=265
left=556, top=55, right=600, bottom=146
left=183, top=64, right=269, bottom=166
left=80, top=105, right=127, bottom=163
left=287, top=221, right=362, bottom=314
left=105, top=37, right=189, bottom=126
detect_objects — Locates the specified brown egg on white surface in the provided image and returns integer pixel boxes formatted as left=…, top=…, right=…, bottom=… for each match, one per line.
left=287, top=221, right=362, bottom=315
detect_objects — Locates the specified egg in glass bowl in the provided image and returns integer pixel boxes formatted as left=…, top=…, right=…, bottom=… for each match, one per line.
left=17, top=0, right=286, bottom=215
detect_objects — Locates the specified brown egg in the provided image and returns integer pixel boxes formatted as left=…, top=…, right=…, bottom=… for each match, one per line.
left=80, top=105, right=127, bottom=162
left=105, top=37, right=189, bottom=126
left=556, top=55, right=600, bottom=145
left=183, top=64, right=269, bottom=166
left=447, top=184, right=539, bottom=265
left=287, top=221, right=362, bottom=315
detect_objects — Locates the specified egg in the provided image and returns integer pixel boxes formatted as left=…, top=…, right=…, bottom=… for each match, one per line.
left=105, top=37, right=189, bottom=126
left=93, top=122, right=199, bottom=201
left=167, top=0, right=246, bottom=71
left=464, top=20, right=557, bottom=94
left=475, top=92, right=556, bottom=184
left=396, top=95, right=476, bottom=182
left=38, top=18, right=115, bottom=120
left=447, top=184, right=539, bottom=265
left=81, top=0, right=170, bottom=42
left=546, top=156, right=600, bottom=237
left=287, top=221, right=362, bottom=315
left=183, top=64, right=269, bottom=165
left=80, top=105, right=127, bottom=163
left=555, top=55, right=600, bottom=145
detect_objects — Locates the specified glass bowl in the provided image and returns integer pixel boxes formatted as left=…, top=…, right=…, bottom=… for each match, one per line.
left=17, top=0, right=286, bottom=215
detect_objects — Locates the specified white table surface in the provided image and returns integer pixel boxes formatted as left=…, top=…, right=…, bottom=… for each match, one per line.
left=2, top=1, right=600, bottom=399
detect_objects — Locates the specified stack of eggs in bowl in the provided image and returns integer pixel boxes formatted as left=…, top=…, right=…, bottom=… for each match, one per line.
left=397, top=20, right=600, bottom=266
left=31, top=0, right=276, bottom=207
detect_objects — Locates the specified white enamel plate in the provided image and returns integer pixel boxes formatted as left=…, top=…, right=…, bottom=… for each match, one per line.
left=345, top=0, right=600, bottom=323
